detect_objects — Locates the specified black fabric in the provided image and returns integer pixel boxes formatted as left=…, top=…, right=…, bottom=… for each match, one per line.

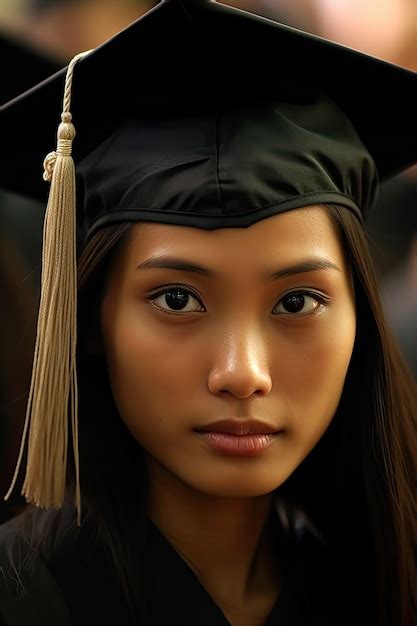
left=79, top=96, right=373, bottom=241
left=0, top=520, right=71, bottom=626
left=0, top=500, right=334, bottom=626
left=1, top=0, right=416, bottom=228
left=142, top=516, right=335, bottom=626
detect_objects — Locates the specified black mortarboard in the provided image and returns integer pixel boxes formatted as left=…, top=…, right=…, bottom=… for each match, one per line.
left=2, top=0, right=417, bottom=219
left=2, top=0, right=416, bottom=523
left=0, top=32, right=60, bottom=105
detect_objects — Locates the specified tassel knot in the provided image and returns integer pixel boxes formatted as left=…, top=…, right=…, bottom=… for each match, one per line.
left=43, top=151, right=58, bottom=182
left=56, top=112, right=76, bottom=157
left=57, top=138, right=74, bottom=157
left=43, top=114, right=76, bottom=180
left=57, top=115, right=76, bottom=143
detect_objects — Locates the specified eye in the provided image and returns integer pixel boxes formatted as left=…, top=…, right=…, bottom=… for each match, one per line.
left=147, top=287, right=204, bottom=315
left=147, top=286, right=328, bottom=317
left=274, top=291, right=326, bottom=316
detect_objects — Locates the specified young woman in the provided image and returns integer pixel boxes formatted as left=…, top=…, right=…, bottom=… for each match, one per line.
left=0, top=2, right=416, bottom=626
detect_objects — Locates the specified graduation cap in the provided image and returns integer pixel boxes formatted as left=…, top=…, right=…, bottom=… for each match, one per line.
left=0, top=32, right=61, bottom=105
left=2, top=0, right=416, bottom=524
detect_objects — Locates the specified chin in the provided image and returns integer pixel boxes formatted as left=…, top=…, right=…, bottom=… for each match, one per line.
left=180, top=469, right=294, bottom=499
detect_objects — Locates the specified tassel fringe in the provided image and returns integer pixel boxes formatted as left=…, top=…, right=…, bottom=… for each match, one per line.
left=4, top=51, right=91, bottom=527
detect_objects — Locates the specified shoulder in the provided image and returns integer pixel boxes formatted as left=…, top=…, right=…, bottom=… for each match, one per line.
left=0, top=509, right=71, bottom=626
left=0, top=506, right=130, bottom=626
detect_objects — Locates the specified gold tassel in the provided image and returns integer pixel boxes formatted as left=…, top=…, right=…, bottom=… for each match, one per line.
left=4, top=50, right=92, bottom=527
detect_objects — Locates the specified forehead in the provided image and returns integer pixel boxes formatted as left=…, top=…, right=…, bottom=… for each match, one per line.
left=123, top=205, right=345, bottom=270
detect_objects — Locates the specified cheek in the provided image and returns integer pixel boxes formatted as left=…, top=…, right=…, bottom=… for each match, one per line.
left=102, top=302, right=195, bottom=442
left=276, top=308, right=356, bottom=446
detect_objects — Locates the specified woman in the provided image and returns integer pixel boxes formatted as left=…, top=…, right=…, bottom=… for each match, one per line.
left=0, top=1, right=416, bottom=625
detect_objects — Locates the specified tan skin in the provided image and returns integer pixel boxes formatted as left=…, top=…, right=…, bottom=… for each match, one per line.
left=100, top=205, right=356, bottom=626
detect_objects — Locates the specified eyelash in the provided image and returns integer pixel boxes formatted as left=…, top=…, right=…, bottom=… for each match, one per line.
left=146, top=284, right=330, bottom=317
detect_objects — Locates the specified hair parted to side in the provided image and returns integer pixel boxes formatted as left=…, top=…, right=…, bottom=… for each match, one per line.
left=11, top=207, right=417, bottom=626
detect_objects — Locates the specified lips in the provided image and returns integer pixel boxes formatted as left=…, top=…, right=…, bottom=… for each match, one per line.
left=195, top=419, right=284, bottom=458
left=195, top=418, right=281, bottom=436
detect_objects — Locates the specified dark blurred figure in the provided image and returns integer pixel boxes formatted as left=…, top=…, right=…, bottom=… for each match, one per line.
left=0, top=31, right=61, bottom=104
left=0, top=223, right=39, bottom=524
left=0, top=0, right=157, bottom=61
left=0, top=36, right=60, bottom=523
left=366, top=170, right=417, bottom=376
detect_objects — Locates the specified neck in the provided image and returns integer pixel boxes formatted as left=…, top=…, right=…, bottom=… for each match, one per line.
left=146, top=459, right=281, bottom=607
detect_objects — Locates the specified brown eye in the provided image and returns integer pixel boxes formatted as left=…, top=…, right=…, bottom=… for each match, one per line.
left=274, top=291, right=325, bottom=316
left=149, top=288, right=204, bottom=314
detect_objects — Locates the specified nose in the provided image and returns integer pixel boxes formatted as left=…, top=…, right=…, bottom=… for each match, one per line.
left=207, top=325, right=272, bottom=399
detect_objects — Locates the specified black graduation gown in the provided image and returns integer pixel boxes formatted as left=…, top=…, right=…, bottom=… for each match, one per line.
left=0, top=500, right=333, bottom=626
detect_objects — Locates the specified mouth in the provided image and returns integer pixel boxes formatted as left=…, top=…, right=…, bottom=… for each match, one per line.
left=193, top=418, right=284, bottom=456
left=194, top=418, right=283, bottom=437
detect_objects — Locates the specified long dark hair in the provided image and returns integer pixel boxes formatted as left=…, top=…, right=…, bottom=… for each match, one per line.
left=11, top=205, right=417, bottom=626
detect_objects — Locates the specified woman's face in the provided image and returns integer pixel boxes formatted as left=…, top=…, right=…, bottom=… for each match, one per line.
left=100, top=205, right=356, bottom=498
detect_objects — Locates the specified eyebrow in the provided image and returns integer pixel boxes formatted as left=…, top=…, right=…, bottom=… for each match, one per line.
left=136, top=255, right=341, bottom=280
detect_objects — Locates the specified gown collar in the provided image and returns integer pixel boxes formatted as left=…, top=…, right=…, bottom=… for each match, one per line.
left=142, top=495, right=328, bottom=626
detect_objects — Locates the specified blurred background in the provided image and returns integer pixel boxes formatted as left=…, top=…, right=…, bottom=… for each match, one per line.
left=1, top=0, right=416, bottom=522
